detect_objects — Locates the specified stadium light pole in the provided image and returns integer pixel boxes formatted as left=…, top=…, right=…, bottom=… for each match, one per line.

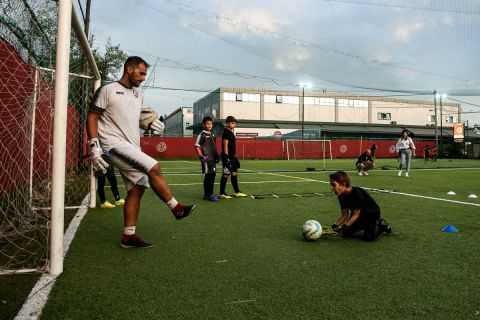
left=298, top=82, right=312, bottom=141
left=439, top=93, right=447, bottom=156
left=433, top=91, right=438, bottom=151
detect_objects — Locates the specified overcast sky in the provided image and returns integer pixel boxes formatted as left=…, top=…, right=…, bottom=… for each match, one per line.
left=88, top=0, right=480, bottom=124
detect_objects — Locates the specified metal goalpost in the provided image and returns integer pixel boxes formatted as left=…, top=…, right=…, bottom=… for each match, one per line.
left=50, top=0, right=100, bottom=276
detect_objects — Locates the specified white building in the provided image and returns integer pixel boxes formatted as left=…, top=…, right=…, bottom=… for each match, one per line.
left=164, top=106, right=193, bottom=136
left=193, top=88, right=461, bottom=136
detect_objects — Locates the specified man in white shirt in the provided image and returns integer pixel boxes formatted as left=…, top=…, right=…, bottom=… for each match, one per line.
left=87, top=56, right=195, bottom=248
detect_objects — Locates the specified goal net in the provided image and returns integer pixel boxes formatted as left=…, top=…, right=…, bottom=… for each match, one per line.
left=0, top=0, right=99, bottom=274
left=284, top=139, right=333, bottom=160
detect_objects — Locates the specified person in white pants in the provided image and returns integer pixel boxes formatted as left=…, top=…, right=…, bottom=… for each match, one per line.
left=395, top=129, right=416, bottom=177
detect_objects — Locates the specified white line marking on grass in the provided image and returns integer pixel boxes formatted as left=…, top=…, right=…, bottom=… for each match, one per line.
left=225, top=299, right=257, bottom=305
left=263, top=172, right=480, bottom=208
left=15, top=195, right=90, bottom=320
left=215, top=259, right=228, bottom=263
left=278, top=167, right=480, bottom=174
left=166, top=180, right=317, bottom=186
left=106, top=180, right=314, bottom=188
left=178, top=160, right=197, bottom=165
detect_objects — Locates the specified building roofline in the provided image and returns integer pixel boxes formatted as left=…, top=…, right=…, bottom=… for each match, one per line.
left=202, top=87, right=460, bottom=108
left=165, top=106, right=192, bottom=121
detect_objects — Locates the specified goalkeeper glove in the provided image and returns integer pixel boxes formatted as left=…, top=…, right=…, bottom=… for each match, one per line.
left=150, top=119, right=165, bottom=134
left=331, top=224, right=344, bottom=233
left=88, top=138, right=109, bottom=175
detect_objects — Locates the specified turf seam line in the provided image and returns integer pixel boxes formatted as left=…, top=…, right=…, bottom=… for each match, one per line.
left=14, top=195, right=90, bottom=320
left=264, top=172, right=480, bottom=207
left=225, top=299, right=257, bottom=305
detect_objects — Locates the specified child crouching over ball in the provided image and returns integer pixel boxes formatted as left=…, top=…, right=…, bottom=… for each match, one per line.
left=329, top=171, right=392, bottom=241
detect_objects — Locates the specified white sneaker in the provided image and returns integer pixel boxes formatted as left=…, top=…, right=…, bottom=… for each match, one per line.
left=398, top=170, right=402, bottom=177
left=363, top=171, right=369, bottom=176
left=405, top=172, right=409, bottom=177
left=358, top=171, right=363, bottom=176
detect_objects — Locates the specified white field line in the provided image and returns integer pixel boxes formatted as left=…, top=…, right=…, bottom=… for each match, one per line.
left=262, top=172, right=480, bottom=208
left=105, top=180, right=316, bottom=189
left=15, top=195, right=90, bottom=320
left=279, top=167, right=480, bottom=174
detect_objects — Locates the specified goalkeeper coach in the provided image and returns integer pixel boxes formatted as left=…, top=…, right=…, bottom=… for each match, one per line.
left=87, top=56, right=195, bottom=249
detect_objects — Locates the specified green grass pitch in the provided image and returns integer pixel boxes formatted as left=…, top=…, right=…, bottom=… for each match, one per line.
left=6, top=159, right=480, bottom=319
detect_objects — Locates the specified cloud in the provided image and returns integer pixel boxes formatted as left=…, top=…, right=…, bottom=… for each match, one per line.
left=273, top=47, right=311, bottom=71
left=215, top=6, right=282, bottom=37
left=393, top=21, right=424, bottom=44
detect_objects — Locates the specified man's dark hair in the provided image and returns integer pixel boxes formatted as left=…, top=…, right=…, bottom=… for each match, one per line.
left=202, top=116, right=213, bottom=124
left=329, top=171, right=351, bottom=187
left=226, top=115, right=237, bottom=123
left=124, top=56, right=150, bottom=71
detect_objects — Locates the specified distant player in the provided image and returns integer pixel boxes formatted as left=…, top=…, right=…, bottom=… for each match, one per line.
left=395, top=129, right=416, bottom=177
left=356, top=149, right=374, bottom=176
left=370, top=144, right=377, bottom=158
left=219, top=116, right=248, bottom=199
left=423, top=145, right=431, bottom=162
left=329, top=171, right=391, bottom=241
left=87, top=56, right=195, bottom=249
left=97, top=156, right=124, bottom=208
left=194, top=116, right=220, bottom=201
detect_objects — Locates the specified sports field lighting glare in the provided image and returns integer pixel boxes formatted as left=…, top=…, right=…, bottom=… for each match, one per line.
left=298, top=82, right=312, bottom=89
left=436, top=93, right=448, bottom=99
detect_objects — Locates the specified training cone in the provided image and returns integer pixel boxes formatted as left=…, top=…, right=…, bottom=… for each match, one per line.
left=441, top=225, right=459, bottom=233
left=468, top=194, right=478, bottom=199
left=447, top=191, right=456, bottom=196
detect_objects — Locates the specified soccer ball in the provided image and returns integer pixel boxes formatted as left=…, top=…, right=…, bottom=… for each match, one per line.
left=302, top=220, right=322, bottom=241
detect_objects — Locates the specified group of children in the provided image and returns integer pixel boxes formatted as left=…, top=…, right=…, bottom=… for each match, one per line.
left=194, top=115, right=248, bottom=201
left=97, top=113, right=392, bottom=242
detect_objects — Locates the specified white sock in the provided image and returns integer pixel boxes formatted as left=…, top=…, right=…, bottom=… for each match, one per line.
left=167, top=197, right=178, bottom=210
left=124, top=226, right=136, bottom=236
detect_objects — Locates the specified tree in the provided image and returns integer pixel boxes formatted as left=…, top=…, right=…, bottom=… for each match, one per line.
left=92, top=38, right=128, bottom=82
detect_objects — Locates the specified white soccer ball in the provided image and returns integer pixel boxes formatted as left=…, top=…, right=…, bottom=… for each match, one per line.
left=302, top=220, right=323, bottom=241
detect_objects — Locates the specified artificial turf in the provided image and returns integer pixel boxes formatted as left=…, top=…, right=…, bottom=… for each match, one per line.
left=6, top=159, right=480, bottom=319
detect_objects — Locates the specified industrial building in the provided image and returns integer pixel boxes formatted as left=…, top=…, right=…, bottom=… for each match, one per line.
left=163, top=106, right=193, bottom=136
left=193, top=87, right=461, bottom=138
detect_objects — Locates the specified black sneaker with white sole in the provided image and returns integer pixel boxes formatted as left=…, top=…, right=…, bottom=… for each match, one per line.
left=378, top=219, right=392, bottom=234
left=121, top=234, right=153, bottom=248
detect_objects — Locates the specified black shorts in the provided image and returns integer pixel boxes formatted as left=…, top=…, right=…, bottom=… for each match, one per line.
left=222, top=156, right=240, bottom=173
left=200, top=160, right=216, bottom=174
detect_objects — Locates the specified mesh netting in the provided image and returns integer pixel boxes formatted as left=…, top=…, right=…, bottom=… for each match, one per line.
left=0, top=0, right=94, bottom=273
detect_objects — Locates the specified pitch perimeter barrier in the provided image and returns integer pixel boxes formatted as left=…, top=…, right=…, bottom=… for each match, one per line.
left=141, top=136, right=435, bottom=160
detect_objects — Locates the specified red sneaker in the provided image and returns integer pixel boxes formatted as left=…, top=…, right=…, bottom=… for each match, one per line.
left=172, top=204, right=196, bottom=220
left=120, top=234, right=153, bottom=248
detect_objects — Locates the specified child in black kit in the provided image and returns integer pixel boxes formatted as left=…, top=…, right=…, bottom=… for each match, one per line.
left=194, top=116, right=220, bottom=201
left=329, top=171, right=392, bottom=241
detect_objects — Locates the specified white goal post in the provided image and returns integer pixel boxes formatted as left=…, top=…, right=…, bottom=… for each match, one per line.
left=50, top=0, right=101, bottom=276
left=284, top=139, right=333, bottom=161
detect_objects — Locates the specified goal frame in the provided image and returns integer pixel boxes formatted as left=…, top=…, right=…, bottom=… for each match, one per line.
left=284, top=139, right=333, bottom=161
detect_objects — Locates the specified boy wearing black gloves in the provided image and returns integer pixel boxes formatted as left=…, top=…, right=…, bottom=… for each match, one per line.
left=194, top=116, right=220, bottom=201
left=329, top=171, right=391, bottom=241
left=219, top=116, right=247, bottom=199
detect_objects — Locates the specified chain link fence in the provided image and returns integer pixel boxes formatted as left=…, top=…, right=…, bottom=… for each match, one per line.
left=0, top=0, right=94, bottom=273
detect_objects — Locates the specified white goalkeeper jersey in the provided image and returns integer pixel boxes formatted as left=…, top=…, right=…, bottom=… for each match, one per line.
left=91, top=82, right=143, bottom=151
